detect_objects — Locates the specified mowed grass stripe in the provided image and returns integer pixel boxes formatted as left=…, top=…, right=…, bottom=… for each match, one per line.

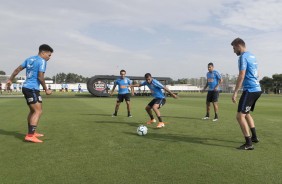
left=0, top=94, right=281, bottom=184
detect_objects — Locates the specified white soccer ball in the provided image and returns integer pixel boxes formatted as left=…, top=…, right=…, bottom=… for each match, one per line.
left=137, top=125, right=148, bottom=136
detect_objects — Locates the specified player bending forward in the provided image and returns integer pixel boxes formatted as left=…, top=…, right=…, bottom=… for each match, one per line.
left=131, top=73, right=178, bottom=128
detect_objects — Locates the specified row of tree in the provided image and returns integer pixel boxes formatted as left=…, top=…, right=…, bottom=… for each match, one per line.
left=0, top=70, right=89, bottom=84
left=175, top=73, right=282, bottom=94
left=1, top=70, right=282, bottom=94
left=48, top=73, right=90, bottom=83
left=260, top=74, right=282, bottom=94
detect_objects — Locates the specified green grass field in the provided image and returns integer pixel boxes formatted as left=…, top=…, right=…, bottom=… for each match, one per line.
left=0, top=93, right=281, bottom=184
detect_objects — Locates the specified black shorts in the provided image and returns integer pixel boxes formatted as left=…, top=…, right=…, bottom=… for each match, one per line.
left=206, top=91, right=219, bottom=102
left=117, top=93, right=130, bottom=102
left=22, top=87, right=42, bottom=105
left=238, top=90, right=262, bottom=114
left=148, top=98, right=166, bottom=109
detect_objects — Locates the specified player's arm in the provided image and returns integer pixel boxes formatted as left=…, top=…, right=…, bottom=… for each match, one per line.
left=130, top=83, right=141, bottom=96
left=6, top=65, right=24, bottom=86
left=202, top=80, right=208, bottom=92
left=214, top=77, right=223, bottom=91
left=163, top=86, right=178, bottom=99
left=110, top=83, right=117, bottom=96
left=232, top=70, right=245, bottom=103
left=38, top=72, right=52, bottom=95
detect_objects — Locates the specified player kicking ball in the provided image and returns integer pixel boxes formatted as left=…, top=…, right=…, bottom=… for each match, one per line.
left=131, top=73, right=178, bottom=128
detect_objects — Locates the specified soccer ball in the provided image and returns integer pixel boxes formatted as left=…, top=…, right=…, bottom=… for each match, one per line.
left=137, top=125, right=148, bottom=136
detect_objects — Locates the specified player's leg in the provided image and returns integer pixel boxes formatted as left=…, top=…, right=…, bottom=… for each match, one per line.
left=145, top=105, right=156, bottom=124
left=236, top=91, right=254, bottom=150
left=145, top=99, right=157, bottom=124
left=236, top=112, right=253, bottom=150
left=113, top=102, right=121, bottom=116
left=125, top=93, right=132, bottom=117
left=203, top=92, right=211, bottom=119
left=113, top=94, right=123, bottom=116
left=246, top=92, right=261, bottom=143
left=212, top=102, right=219, bottom=121
left=28, top=102, right=43, bottom=129
left=245, top=113, right=258, bottom=143
left=202, top=101, right=210, bottom=119
left=152, top=105, right=164, bottom=128
left=22, top=88, right=43, bottom=143
left=151, top=99, right=166, bottom=128
left=212, top=91, right=219, bottom=121
left=25, top=103, right=43, bottom=143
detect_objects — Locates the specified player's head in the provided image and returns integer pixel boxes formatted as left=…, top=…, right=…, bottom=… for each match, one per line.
left=39, top=44, right=53, bottom=61
left=231, top=38, right=245, bottom=56
left=120, top=69, right=126, bottom=78
left=144, top=73, right=153, bottom=83
left=208, top=62, right=214, bottom=72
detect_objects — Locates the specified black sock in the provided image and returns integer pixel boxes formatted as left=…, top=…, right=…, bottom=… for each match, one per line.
left=157, top=116, right=163, bottom=122
left=28, top=125, right=37, bottom=135
left=250, top=128, right=257, bottom=139
left=128, top=111, right=131, bottom=116
left=114, top=110, right=117, bottom=116
left=245, top=136, right=252, bottom=145
left=206, top=113, right=209, bottom=117
left=215, top=113, right=218, bottom=119
left=149, top=114, right=154, bottom=120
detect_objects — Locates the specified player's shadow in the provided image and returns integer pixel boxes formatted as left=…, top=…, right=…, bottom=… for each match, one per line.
left=124, top=132, right=239, bottom=148
left=0, top=129, right=25, bottom=141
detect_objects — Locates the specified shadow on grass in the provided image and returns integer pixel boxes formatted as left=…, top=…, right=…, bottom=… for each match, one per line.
left=162, top=115, right=203, bottom=120
left=93, top=121, right=139, bottom=127
left=81, top=113, right=112, bottom=117
left=123, top=132, right=239, bottom=148
left=0, top=129, right=25, bottom=141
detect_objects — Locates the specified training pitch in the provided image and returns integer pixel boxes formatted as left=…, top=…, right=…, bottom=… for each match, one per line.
left=0, top=93, right=281, bottom=184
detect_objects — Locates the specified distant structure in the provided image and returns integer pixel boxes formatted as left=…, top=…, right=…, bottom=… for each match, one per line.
left=87, top=75, right=172, bottom=97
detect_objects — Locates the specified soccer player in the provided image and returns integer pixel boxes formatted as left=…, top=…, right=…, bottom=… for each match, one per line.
left=131, top=73, right=178, bottom=128
left=78, top=84, right=82, bottom=93
left=6, top=44, right=54, bottom=143
left=202, top=62, right=223, bottom=122
left=110, top=70, right=132, bottom=117
left=231, top=38, right=262, bottom=150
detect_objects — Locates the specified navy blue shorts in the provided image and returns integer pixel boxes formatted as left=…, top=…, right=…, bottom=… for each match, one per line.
left=238, top=91, right=262, bottom=114
left=206, top=91, right=219, bottom=102
left=22, top=87, right=42, bottom=105
left=117, top=93, right=130, bottom=102
left=148, top=98, right=166, bottom=109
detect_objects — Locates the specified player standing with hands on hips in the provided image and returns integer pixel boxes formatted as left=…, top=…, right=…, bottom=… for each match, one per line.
left=231, top=38, right=262, bottom=150
left=6, top=44, right=54, bottom=143
left=131, top=73, right=178, bottom=128
left=202, top=62, right=223, bottom=122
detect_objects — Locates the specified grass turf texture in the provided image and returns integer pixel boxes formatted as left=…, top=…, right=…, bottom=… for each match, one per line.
left=0, top=93, right=281, bottom=184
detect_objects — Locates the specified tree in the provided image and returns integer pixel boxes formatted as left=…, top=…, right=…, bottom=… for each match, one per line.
left=44, top=77, right=53, bottom=80
left=260, top=77, right=273, bottom=94
left=52, top=73, right=88, bottom=83
left=53, top=73, right=67, bottom=83
left=0, top=70, right=6, bottom=75
left=272, top=74, right=282, bottom=94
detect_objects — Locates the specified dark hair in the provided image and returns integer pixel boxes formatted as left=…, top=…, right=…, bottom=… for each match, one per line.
left=144, top=73, right=151, bottom=78
left=120, top=69, right=126, bottom=74
left=231, top=38, right=245, bottom=47
left=208, top=62, right=214, bottom=66
left=39, top=44, right=53, bottom=53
